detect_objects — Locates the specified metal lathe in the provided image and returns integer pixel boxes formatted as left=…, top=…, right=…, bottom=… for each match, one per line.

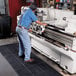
left=17, top=7, right=76, bottom=74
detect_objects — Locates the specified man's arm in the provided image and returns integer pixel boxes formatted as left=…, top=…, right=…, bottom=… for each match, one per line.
left=36, top=20, right=47, bottom=26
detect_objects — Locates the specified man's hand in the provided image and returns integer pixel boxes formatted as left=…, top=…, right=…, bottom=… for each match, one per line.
left=36, top=20, right=47, bottom=26
left=28, top=29, right=32, bottom=32
left=42, top=23, right=47, bottom=26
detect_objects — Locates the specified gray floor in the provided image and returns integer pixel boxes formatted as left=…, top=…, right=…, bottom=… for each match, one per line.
left=0, top=36, right=17, bottom=46
left=0, top=53, right=18, bottom=76
left=0, top=43, right=62, bottom=76
left=0, top=36, right=76, bottom=76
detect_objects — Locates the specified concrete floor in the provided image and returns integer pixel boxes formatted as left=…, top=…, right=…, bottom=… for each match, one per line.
left=0, top=36, right=76, bottom=76
left=0, top=36, right=17, bottom=46
left=0, top=53, right=18, bottom=76
left=0, top=36, right=18, bottom=76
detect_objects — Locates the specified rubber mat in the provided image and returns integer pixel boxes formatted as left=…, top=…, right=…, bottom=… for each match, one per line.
left=0, top=43, right=62, bottom=76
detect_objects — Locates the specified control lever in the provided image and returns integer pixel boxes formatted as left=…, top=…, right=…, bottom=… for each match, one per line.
left=63, top=17, right=66, bottom=21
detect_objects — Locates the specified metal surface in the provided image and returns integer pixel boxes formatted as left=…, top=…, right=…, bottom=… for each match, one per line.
left=44, top=28, right=74, bottom=47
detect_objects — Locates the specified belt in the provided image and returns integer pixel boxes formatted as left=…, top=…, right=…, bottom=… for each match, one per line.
left=18, top=26, right=27, bottom=30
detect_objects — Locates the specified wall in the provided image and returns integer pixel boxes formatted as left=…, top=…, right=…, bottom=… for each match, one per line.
left=8, top=0, right=23, bottom=32
left=0, top=0, right=5, bottom=14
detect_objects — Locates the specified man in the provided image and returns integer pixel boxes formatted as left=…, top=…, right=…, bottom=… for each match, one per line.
left=46, top=0, right=54, bottom=8
left=16, top=3, right=47, bottom=63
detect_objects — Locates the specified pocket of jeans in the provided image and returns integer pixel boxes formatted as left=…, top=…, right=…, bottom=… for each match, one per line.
left=16, top=26, right=22, bottom=33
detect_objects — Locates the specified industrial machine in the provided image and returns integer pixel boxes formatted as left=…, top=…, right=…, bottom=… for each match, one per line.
left=17, top=7, right=76, bottom=74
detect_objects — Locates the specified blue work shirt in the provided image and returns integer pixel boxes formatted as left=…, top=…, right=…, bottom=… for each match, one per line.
left=20, top=8, right=38, bottom=29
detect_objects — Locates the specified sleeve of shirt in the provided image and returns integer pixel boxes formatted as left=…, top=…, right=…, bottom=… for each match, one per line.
left=30, top=11, right=38, bottom=22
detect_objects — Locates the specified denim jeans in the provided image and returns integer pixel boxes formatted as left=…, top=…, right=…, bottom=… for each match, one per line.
left=16, top=26, right=31, bottom=61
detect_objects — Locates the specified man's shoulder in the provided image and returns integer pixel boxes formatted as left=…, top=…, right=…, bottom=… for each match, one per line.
left=27, top=8, right=32, bottom=11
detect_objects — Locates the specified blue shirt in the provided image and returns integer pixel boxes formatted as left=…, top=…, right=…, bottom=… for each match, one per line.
left=20, top=8, right=38, bottom=29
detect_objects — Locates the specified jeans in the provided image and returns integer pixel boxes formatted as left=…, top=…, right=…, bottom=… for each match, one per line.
left=16, top=26, right=31, bottom=61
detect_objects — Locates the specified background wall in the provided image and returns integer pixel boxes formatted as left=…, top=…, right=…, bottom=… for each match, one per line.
left=0, top=0, right=5, bottom=14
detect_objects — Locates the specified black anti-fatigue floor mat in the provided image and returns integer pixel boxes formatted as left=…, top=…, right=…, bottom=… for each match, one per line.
left=0, top=43, right=62, bottom=76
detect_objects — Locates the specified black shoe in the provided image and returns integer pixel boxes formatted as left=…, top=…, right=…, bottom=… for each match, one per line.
left=19, top=54, right=25, bottom=58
